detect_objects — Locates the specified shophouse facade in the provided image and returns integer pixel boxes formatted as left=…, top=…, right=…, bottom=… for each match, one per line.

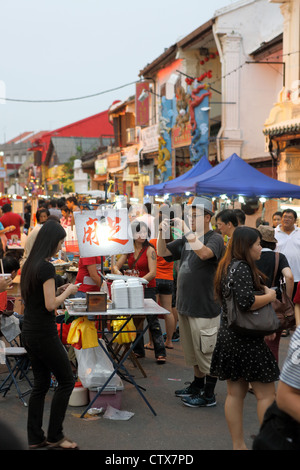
left=137, top=0, right=283, bottom=200
left=263, top=0, right=300, bottom=188
left=28, top=110, right=114, bottom=196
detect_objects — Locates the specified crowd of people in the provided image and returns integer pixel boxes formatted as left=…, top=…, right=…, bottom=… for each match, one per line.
left=125, top=199, right=300, bottom=450
left=1, top=195, right=300, bottom=450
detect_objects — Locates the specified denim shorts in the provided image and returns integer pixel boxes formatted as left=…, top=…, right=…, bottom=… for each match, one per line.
left=156, top=278, right=174, bottom=296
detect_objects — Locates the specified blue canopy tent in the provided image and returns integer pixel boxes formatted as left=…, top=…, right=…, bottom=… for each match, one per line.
left=163, top=153, right=300, bottom=199
left=144, top=156, right=212, bottom=196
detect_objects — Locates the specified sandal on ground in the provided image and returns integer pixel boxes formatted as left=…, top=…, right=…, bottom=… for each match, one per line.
left=281, top=329, right=290, bottom=337
left=29, top=439, right=48, bottom=449
left=47, top=437, right=79, bottom=450
left=144, top=343, right=154, bottom=350
left=156, top=356, right=166, bottom=364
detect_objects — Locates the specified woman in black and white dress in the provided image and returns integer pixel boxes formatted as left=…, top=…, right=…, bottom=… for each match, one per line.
left=211, top=226, right=280, bottom=450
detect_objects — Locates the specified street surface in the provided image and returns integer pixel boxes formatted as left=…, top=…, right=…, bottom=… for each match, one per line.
left=0, top=331, right=290, bottom=453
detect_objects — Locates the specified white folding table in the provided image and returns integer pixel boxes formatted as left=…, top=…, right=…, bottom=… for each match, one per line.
left=66, top=299, right=169, bottom=417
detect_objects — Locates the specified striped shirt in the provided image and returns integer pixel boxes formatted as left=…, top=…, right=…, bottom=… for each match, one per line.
left=280, top=327, right=300, bottom=389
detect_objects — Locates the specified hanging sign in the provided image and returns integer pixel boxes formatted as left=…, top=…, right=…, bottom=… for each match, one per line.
left=74, top=209, right=134, bottom=257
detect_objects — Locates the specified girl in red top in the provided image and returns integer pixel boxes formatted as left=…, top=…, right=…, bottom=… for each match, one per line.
left=149, top=238, right=175, bottom=349
left=113, top=221, right=166, bottom=364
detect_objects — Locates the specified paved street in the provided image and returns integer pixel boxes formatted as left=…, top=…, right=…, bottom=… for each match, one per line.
left=0, top=332, right=290, bottom=452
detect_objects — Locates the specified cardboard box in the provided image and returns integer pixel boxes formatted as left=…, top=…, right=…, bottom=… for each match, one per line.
left=87, top=292, right=107, bottom=312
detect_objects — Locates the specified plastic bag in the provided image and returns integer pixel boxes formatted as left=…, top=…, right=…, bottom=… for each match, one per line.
left=75, top=340, right=122, bottom=389
left=0, top=315, right=21, bottom=342
left=64, top=226, right=79, bottom=253
left=111, top=316, right=137, bottom=344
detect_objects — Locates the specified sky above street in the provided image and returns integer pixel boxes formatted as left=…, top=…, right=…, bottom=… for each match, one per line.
left=1, top=0, right=235, bottom=142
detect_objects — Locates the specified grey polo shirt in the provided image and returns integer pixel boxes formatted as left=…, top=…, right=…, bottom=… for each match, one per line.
left=165, top=230, right=224, bottom=318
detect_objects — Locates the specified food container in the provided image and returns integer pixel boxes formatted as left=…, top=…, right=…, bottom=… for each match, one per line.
left=127, top=278, right=144, bottom=309
left=69, top=382, right=89, bottom=407
left=73, top=305, right=87, bottom=312
left=69, top=298, right=86, bottom=305
left=111, top=280, right=129, bottom=308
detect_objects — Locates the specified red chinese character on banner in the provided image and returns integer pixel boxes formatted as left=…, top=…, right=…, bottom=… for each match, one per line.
left=83, top=217, right=99, bottom=246
left=107, top=217, right=128, bottom=245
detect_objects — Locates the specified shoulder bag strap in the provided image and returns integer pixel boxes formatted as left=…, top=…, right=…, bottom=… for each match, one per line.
left=272, top=252, right=279, bottom=287
left=227, top=260, right=243, bottom=288
left=131, top=246, right=147, bottom=269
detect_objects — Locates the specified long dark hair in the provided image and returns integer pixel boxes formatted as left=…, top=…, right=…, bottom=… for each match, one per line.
left=214, top=226, right=266, bottom=301
left=21, top=220, right=66, bottom=303
left=131, top=220, right=155, bottom=249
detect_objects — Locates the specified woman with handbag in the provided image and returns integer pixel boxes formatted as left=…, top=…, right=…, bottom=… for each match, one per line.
left=211, top=226, right=280, bottom=450
left=256, top=225, right=294, bottom=361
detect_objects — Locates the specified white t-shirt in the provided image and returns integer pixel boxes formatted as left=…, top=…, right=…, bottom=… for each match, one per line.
left=275, top=225, right=300, bottom=282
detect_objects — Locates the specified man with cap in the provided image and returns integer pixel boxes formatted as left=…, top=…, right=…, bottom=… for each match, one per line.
left=157, top=196, right=224, bottom=407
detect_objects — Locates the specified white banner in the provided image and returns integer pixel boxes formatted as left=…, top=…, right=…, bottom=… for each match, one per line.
left=74, top=209, right=134, bottom=257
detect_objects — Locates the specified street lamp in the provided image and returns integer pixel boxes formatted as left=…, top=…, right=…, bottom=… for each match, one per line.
left=138, top=88, right=161, bottom=102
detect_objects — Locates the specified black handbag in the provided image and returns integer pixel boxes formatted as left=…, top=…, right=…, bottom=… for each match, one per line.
left=225, top=260, right=281, bottom=337
left=271, top=252, right=295, bottom=331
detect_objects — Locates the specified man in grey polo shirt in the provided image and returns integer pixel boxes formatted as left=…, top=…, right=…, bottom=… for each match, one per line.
left=157, top=196, right=224, bottom=407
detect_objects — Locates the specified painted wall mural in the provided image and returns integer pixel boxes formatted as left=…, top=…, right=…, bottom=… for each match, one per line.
left=158, top=96, right=176, bottom=182
left=187, top=71, right=212, bottom=163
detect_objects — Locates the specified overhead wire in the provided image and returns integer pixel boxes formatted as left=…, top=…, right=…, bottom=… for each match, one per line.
left=1, top=50, right=299, bottom=104
left=0, top=80, right=140, bottom=103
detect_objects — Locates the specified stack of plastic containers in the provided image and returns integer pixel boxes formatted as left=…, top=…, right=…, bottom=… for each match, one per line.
left=127, top=278, right=144, bottom=309
left=111, top=278, right=144, bottom=309
left=111, top=279, right=129, bottom=308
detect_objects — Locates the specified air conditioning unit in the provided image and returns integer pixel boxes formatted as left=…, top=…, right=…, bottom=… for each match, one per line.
left=126, top=128, right=139, bottom=144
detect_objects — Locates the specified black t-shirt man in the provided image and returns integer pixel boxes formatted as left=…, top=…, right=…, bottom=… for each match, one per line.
left=256, top=249, right=290, bottom=288
left=165, top=230, right=224, bottom=318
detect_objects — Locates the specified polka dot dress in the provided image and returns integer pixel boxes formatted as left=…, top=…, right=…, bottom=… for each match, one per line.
left=210, top=260, right=280, bottom=383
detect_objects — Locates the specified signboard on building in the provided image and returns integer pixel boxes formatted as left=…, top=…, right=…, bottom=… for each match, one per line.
left=141, top=124, right=159, bottom=153
left=172, top=123, right=192, bottom=148
left=95, top=158, right=107, bottom=175
left=135, top=82, right=150, bottom=127
left=107, top=153, right=121, bottom=169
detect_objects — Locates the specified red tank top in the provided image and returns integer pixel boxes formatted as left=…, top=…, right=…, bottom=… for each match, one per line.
left=127, top=246, right=156, bottom=288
